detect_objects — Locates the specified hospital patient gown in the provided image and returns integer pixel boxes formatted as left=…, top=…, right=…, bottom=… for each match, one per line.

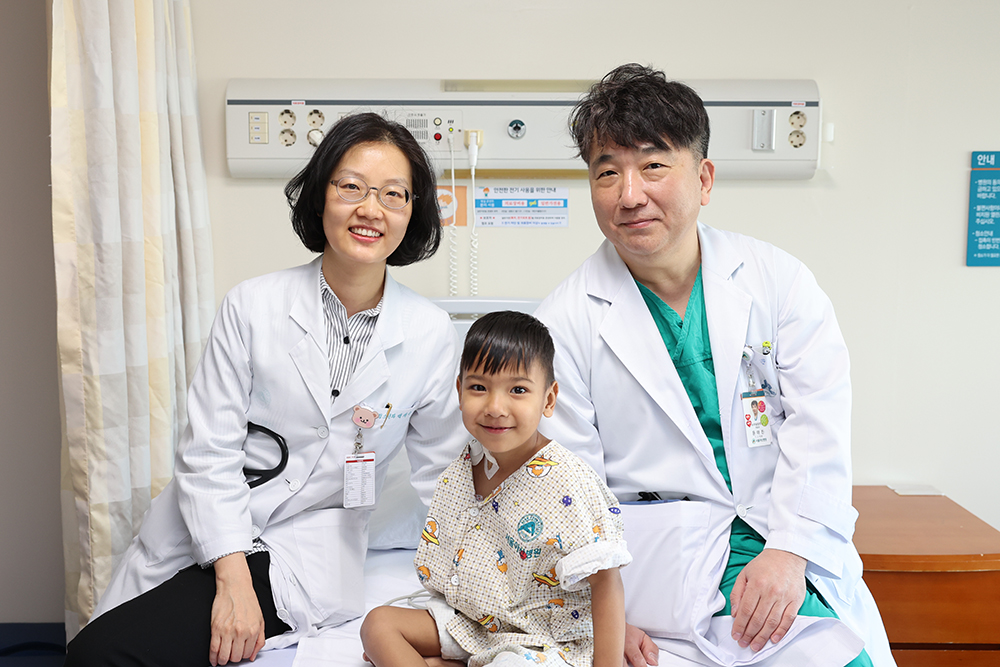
left=415, top=441, right=631, bottom=667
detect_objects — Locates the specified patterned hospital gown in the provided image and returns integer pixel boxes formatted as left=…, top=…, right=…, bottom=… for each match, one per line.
left=415, top=440, right=631, bottom=667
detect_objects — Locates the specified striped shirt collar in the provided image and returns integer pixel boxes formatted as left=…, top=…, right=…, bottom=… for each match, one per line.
left=319, top=270, right=383, bottom=405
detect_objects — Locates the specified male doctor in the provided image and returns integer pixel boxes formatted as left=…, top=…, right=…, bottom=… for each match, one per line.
left=535, top=64, right=895, bottom=666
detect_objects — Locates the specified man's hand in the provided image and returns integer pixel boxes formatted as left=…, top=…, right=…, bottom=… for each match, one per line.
left=210, top=553, right=266, bottom=665
left=623, top=622, right=659, bottom=667
left=729, top=548, right=806, bottom=652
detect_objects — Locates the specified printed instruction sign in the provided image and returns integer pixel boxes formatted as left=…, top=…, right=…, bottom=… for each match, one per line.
left=967, top=152, right=1000, bottom=266
left=473, top=186, right=569, bottom=228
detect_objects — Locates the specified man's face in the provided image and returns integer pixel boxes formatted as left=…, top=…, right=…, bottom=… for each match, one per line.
left=588, top=140, right=714, bottom=267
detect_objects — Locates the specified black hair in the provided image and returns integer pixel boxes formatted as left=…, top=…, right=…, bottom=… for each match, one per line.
left=284, top=112, right=441, bottom=266
left=461, top=311, right=555, bottom=386
left=570, top=63, right=710, bottom=163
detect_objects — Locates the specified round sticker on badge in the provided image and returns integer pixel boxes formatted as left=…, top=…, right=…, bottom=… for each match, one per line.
left=758, top=400, right=766, bottom=413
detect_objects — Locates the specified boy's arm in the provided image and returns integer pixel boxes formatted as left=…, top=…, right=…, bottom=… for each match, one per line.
left=588, top=567, right=625, bottom=667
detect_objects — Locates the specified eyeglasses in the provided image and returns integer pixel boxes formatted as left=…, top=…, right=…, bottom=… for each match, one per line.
left=332, top=177, right=413, bottom=210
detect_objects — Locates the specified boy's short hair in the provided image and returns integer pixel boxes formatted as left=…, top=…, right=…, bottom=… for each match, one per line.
left=461, top=311, right=555, bottom=386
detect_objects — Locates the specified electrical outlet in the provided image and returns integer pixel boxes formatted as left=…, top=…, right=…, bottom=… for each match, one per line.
left=307, top=109, right=325, bottom=129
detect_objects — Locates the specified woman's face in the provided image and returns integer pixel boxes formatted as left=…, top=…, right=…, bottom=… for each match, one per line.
left=322, top=141, right=413, bottom=271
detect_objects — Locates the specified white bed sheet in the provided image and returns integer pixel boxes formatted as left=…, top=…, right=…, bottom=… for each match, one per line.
left=252, top=548, right=422, bottom=667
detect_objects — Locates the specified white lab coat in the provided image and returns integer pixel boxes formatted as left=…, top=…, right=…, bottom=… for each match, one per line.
left=535, top=224, right=894, bottom=666
left=93, top=257, right=466, bottom=648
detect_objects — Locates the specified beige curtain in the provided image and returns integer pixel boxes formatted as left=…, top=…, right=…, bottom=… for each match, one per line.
left=50, top=0, right=214, bottom=637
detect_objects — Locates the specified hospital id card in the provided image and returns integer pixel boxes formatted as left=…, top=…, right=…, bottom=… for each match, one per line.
left=344, top=451, right=376, bottom=508
left=741, top=390, right=774, bottom=448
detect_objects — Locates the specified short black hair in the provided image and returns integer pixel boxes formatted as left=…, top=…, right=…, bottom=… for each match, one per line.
left=461, top=311, right=555, bottom=386
left=284, top=112, right=441, bottom=266
left=570, top=63, right=710, bottom=164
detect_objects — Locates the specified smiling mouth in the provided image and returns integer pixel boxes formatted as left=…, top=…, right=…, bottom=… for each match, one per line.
left=619, top=218, right=654, bottom=227
left=480, top=425, right=512, bottom=434
left=350, top=227, right=383, bottom=238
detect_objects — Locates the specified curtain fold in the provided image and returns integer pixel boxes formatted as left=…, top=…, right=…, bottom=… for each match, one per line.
left=51, top=0, right=214, bottom=638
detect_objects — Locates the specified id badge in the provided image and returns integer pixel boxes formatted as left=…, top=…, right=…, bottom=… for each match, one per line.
left=344, top=451, right=377, bottom=508
left=741, top=389, right=774, bottom=448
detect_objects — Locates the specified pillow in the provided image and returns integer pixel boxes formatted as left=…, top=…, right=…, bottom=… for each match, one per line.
left=369, top=447, right=427, bottom=549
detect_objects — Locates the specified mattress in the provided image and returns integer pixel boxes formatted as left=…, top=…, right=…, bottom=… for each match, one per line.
left=254, top=548, right=422, bottom=667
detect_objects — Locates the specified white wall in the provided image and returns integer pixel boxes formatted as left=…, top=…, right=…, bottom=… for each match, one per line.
left=191, top=0, right=1000, bottom=531
left=0, top=1, right=64, bottom=621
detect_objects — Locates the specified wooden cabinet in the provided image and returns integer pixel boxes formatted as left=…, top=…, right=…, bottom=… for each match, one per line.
left=852, top=486, right=1000, bottom=667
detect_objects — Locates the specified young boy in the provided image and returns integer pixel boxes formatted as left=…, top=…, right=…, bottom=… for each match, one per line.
left=361, top=311, right=631, bottom=667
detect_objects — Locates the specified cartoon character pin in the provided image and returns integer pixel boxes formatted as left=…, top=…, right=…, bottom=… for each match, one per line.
left=353, top=404, right=379, bottom=428
left=351, top=404, right=379, bottom=452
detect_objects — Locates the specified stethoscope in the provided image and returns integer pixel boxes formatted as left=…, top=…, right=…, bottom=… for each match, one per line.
left=242, top=422, right=289, bottom=489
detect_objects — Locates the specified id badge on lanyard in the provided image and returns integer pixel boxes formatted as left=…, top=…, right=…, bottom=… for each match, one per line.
left=344, top=404, right=378, bottom=508
left=741, top=346, right=774, bottom=448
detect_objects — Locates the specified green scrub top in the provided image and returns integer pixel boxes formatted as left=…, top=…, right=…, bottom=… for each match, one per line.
left=636, top=272, right=871, bottom=667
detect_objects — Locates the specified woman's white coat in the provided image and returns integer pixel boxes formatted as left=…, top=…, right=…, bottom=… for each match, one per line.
left=93, top=257, right=465, bottom=647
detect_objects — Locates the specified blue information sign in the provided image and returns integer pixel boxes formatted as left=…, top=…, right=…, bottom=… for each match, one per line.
left=967, top=151, right=1000, bottom=266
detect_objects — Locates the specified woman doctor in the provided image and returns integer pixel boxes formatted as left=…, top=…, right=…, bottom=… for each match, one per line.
left=65, top=112, right=466, bottom=666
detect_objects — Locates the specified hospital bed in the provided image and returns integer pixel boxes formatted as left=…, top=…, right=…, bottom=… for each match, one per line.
left=253, top=298, right=540, bottom=667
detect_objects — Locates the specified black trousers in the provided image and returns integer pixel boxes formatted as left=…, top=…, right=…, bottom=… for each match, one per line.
left=64, top=552, right=291, bottom=667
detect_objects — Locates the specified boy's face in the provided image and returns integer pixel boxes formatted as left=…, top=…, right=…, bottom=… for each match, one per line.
left=456, top=360, right=558, bottom=459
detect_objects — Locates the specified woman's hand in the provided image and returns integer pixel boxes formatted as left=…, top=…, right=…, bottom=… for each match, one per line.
left=211, top=553, right=266, bottom=665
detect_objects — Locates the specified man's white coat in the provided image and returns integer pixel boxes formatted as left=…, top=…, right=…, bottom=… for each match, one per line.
left=536, top=224, right=894, bottom=666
